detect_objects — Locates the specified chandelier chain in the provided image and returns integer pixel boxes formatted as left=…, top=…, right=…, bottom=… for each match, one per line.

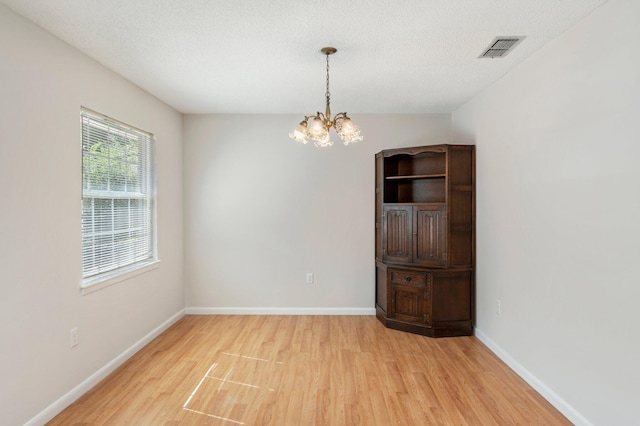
left=325, top=52, right=331, bottom=117
left=325, top=52, right=330, bottom=98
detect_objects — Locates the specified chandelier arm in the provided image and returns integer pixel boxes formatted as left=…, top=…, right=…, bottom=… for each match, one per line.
left=332, top=112, right=347, bottom=128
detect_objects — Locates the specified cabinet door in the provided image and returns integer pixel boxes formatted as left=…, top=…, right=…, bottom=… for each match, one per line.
left=414, top=205, right=447, bottom=267
left=382, top=205, right=412, bottom=263
left=389, top=285, right=430, bottom=324
left=387, top=270, right=432, bottom=325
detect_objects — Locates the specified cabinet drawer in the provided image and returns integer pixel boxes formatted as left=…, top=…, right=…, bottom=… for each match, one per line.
left=390, top=271, right=428, bottom=286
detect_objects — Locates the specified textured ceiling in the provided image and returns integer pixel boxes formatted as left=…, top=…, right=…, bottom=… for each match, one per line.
left=1, top=0, right=606, bottom=114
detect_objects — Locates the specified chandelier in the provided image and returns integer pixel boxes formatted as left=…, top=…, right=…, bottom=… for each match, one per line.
left=289, top=47, right=363, bottom=147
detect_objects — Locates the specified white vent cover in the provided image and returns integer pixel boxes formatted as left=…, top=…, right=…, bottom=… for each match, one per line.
left=479, top=37, right=525, bottom=58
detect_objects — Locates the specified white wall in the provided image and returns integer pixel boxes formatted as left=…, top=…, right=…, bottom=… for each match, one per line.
left=183, top=114, right=451, bottom=311
left=0, top=6, right=184, bottom=425
left=452, top=0, right=640, bottom=424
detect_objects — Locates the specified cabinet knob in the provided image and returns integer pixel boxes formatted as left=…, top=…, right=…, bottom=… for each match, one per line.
left=406, top=276, right=411, bottom=282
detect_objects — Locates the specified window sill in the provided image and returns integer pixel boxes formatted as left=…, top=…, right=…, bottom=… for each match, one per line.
left=81, top=260, right=161, bottom=295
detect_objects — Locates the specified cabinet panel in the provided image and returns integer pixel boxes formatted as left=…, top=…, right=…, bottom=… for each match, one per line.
left=448, top=148, right=473, bottom=186
left=414, top=205, right=446, bottom=267
left=375, top=190, right=382, bottom=259
left=388, top=284, right=431, bottom=325
left=432, top=271, right=472, bottom=322
left=376, top=262, right=387, bottom=312
left=376, top=153, right=383, bottom=260
left=382, top=206, right=412, bottom=263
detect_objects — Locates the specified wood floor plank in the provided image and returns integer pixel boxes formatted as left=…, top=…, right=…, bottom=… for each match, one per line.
left=47, top=315, right=571, bottom=425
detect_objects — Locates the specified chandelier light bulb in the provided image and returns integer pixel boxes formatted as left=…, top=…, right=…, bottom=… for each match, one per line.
left=309, top=117, right=325, bottom=135
left=340, top=117, right=354, bottom=135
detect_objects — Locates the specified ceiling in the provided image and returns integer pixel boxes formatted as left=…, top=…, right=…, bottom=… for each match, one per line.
left=1, top=0, right=606, bottom=114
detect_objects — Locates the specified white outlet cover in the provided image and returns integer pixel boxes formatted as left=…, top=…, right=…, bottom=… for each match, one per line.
left=70, top=328, right=79, bottom=347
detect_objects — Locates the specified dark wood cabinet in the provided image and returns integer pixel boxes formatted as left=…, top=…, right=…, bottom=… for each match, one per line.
left=375, top=145, right=475, bottom=337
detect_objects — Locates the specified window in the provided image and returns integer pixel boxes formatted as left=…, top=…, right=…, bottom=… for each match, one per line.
left=81, top=109, right=156, bottom=286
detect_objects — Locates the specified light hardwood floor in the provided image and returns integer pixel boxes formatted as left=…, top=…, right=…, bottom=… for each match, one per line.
left=48, top=315, right=570, bottom=425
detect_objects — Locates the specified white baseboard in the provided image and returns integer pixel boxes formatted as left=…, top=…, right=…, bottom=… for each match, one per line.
left=475, top=328, right=592, bottom=426
left=185, top=307, right=376, bottom=315
left=25, top=309, right=186, bottom=426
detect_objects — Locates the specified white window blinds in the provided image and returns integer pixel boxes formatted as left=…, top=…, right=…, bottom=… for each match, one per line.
left=81, top=109, right=156, bottom=284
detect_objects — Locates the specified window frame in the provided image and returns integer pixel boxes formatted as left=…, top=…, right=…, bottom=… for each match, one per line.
left=80, top=108, right=158, bottom=291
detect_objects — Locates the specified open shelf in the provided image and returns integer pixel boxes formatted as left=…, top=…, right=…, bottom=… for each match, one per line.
left=386, top=174, right=446, bottom=180
left=384, top=177, right=446, bottom=203
left=384, top=152, right=446, bottom=177
left=382, top=151, right=447, bottom=203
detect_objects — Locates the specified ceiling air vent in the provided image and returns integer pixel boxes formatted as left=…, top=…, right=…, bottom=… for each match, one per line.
left=479, top=36, right=525, bottom=58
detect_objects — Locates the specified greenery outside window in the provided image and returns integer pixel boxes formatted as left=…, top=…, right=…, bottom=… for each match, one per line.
left=81, top=109, right=156, bottom=286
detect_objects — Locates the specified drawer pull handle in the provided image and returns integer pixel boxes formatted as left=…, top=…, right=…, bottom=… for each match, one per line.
left=406, top=276, right=411, bottom=282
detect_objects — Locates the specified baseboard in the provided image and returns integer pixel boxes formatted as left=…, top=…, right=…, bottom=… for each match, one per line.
left=475, top=328, right=592, bottom=426
left=185, top=307, right=377, bottom=315
left=25, top=309, right=186, bottom=426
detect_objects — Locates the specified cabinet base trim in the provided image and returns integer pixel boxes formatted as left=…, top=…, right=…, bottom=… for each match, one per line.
left=376, top=306, right=472, bottom=337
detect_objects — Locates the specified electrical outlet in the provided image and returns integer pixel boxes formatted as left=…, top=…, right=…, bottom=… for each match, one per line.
left=495, top=299, right=502, bottom=316
left=70, top=327, right=78, bottom=348
left=306, top=272, right=314, bottom=284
